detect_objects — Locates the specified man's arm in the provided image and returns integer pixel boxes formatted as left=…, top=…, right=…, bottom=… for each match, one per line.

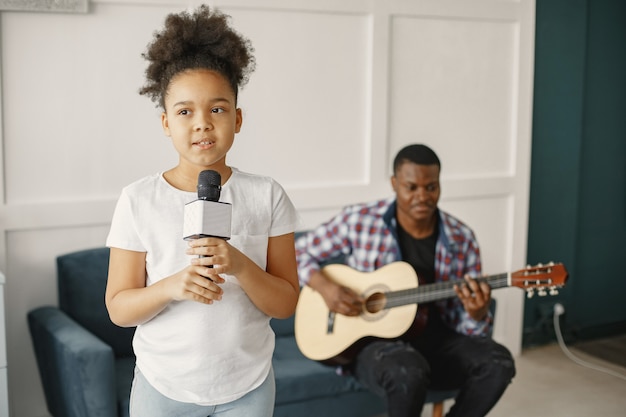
left=308, top=270, right=363, bottom=316
left=450, top=231, right=494, bottom=336
left=295, top=212, right=363, bottom=316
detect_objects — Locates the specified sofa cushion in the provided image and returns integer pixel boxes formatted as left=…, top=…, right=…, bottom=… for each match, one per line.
left=273, top=336, right=366, bottom=405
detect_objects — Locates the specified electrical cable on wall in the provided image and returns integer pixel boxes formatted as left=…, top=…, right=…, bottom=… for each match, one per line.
left=553, top=303, right=626, bottom=381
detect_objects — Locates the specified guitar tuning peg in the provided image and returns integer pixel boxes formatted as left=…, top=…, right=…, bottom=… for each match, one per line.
left=537, top=262, right=544, bottom=267
left=538, top=288, right=547, bottom=297
left=526, top=289, right=535, bottom=299
left=548, top=261, right=555, bottom=266
left=549, top=287, right=559, bottom=296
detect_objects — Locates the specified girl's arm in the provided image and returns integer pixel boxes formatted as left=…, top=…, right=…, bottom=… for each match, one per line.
left=189, top=233, right=300, bottom=319
left=105, top=247, right=224, bottom=327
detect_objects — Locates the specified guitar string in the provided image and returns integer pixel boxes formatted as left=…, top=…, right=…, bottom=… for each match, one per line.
left=364, top=277, right=511, bottom=310
left=361, top=268, right=563, bottom=310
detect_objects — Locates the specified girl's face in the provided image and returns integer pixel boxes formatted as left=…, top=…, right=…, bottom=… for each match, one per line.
left=161, top=69, right=242, bottom=176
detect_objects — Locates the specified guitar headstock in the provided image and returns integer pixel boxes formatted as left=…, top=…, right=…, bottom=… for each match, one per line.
left=510, top=262, right=569, bottom=298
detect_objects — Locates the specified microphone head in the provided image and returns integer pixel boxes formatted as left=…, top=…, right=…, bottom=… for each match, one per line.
left=197, top=170, right=221, bottom=201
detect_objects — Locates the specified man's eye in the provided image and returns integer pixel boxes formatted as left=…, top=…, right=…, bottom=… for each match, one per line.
left=212, top=108, right=225, bottom=114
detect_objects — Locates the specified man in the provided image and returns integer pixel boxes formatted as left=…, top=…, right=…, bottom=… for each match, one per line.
left=295, top=144, right=515, bottom=417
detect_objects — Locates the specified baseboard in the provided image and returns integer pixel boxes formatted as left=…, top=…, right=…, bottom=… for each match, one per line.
left=523, top=319, right=626, bottom=348
left=573, top=320, right=626, bottom=341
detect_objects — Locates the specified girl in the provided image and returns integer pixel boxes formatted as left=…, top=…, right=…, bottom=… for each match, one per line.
left=105, top=6, right=300, bottom=417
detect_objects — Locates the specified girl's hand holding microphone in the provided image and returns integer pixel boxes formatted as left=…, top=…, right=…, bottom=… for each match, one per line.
left=187, top=236, right=251, bottom=278
left=163, top=239, right=229, bottom=305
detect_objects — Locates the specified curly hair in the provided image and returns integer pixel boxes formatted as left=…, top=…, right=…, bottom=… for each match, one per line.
left=139, top=5, right=256, bottom=108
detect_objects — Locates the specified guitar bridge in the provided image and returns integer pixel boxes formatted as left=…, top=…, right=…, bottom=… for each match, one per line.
left=327, top=311, right=336, bottom=334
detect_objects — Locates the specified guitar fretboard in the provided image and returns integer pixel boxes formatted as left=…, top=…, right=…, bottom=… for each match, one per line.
left=381, top=274, right=510, bottom=309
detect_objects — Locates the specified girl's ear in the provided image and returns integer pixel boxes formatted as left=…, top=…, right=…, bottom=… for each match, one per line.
left=161, top=112, right=171, bottom=136
left=235, top=108, right=243, bottom=134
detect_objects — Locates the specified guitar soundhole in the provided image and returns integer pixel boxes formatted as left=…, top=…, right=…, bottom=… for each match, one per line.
left=365, top=292, right=387, bottom=314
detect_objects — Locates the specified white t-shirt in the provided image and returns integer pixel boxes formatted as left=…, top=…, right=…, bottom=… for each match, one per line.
left=106, top=168, right=299, bottom=405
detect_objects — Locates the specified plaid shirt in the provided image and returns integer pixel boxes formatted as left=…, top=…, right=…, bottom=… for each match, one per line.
left=295, top=197, right=492, bottom=336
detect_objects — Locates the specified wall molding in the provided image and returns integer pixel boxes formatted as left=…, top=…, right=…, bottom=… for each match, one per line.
left=0, top=0, right=88, bottom=13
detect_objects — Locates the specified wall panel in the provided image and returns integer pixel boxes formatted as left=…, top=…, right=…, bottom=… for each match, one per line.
left=389, top=16, right=517, bottom=178
left=2, top=4, right=176, bottom=204
left=231, top=10, right=372, bottom=188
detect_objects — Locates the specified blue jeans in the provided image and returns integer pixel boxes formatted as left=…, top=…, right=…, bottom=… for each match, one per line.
left=129, top=367, right=275, bottom=417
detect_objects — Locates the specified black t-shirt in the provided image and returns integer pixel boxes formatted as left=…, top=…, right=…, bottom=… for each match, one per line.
left=396, top=218, right=447, bottom=333
left=396, top=221, right=438, bottom=285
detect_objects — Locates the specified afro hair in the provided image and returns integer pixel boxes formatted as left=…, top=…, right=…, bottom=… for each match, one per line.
left=139, top=5, right=256, bottom=108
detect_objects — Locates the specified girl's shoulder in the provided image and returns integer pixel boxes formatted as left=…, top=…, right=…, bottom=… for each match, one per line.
left=121, top=172, right=189, bottom=200
left=123, top=172, right=162, bottom=189
left=228, top=167, right=284, bottom=191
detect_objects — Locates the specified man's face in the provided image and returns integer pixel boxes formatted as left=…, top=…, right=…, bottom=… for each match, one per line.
left=391, top=162, right=441, bottom=223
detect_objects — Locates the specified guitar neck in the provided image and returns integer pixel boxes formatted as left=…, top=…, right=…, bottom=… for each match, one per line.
left=385, top=273, right=510, bottom=308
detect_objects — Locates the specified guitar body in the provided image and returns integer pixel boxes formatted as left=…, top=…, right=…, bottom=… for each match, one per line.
left=295, top=262, right=419, bottom=365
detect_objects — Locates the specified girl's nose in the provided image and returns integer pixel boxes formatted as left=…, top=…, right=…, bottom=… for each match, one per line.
left=194, top=112, right=213, bottom=131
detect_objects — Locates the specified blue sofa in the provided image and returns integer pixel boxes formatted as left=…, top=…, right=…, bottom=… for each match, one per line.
left=28, top=246, right=458, bottom=417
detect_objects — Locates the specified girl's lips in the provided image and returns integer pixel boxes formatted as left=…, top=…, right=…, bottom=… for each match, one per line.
left=194, top=140, right=215, bottom=149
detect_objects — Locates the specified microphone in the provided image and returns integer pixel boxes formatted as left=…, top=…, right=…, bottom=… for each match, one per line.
left=183, top=170, right=232, bottom=241
left=197, top=169, right=221, bottom=202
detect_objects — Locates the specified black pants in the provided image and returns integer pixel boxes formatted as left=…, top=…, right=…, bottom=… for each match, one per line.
left=352, top=322, right=515, bottom=417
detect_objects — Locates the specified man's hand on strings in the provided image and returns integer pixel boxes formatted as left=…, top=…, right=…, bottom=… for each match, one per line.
left=454, top=276, right=491, bottom=321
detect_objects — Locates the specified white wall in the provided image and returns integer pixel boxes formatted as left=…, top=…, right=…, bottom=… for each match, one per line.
left=0, top=0, right=536, bottom=416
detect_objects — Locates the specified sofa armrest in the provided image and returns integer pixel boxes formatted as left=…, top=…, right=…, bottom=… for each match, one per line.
left=28, top=306, right=118, bottom=417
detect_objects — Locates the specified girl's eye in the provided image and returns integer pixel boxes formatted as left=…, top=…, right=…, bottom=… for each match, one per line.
left=178, top=109, right=190, bottom=115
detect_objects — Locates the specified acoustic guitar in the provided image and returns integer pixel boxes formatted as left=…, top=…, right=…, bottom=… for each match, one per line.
left=295, top=261, right=568, bottom=365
